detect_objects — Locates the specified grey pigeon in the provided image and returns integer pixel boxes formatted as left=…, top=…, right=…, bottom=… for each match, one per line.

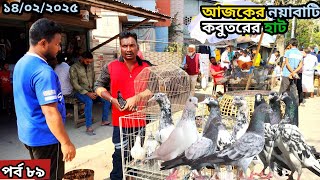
left=280, top=91, right=299, bottom=126
left=232, top=96, right=249, bottom=140
left=190, top=103, right=271, bottom=179
left=146, top=96, right=199, bottom=161
left=148, top=93, right=175, bottom=144
left=160, top=97, right=221, bottom=170
left=272, top=92, right=320, bottom=180
left=255, top=91, right=290, bottom=179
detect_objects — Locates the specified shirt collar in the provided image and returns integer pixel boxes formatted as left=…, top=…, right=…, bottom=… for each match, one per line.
left=118, top=55, right=143, bottom=66
left=26, top=52, right=48, bottom=64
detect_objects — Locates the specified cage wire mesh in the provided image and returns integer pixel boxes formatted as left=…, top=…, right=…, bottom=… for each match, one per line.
left=119, top=64, right=197, bottom=179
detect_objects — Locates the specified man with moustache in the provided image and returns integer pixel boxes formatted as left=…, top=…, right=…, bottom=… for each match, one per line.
left=13, top=18, right=76, bottom=180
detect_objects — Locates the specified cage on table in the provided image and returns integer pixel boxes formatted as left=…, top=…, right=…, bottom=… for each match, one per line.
left=119, top=64, right=193, bottom=180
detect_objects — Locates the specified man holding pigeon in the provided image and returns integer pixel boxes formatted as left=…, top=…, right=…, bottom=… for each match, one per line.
left=94, top=31, right=153, bottom=180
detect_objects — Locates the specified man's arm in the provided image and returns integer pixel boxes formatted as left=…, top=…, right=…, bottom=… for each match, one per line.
left=293, top=60, right=303, bottom=74
left=41, top=103, right=76, bottom=162
left=181, top=56, right=187, bottom=69
left=94, top=64, right=121, bottom=110
left=69, top=66, right=88, bottom=95
left=285, top=57, right=294, bottom=73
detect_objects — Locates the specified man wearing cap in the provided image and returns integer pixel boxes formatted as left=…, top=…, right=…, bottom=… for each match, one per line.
left=181, top=44, right=200, bottom=96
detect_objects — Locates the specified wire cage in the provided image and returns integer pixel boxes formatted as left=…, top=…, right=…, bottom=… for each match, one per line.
left=119, top=64, right=193, bottom=180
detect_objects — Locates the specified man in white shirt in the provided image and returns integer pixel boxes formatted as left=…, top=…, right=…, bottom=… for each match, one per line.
left=54, top=53, right=73, bottom=96
left=268, top=50, right=280, bottom=65
left=220, top=46, right=232, bottom=70
left=238, top=50, right=251, bottom=62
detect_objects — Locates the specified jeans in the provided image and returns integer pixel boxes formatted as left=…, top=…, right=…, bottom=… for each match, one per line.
left=74, top=92, right=111, bottom=128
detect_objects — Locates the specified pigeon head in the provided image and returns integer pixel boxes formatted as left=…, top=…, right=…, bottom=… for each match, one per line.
left=199, top=97, right=219, bottom=108
left=254, top=93, right=266, bottom=108
left=148, top=93, right=169, bottom=104
left=232, top=96, right=246, bottom=107
left=186, top=96, right=199, bottom=109
left=269, top=91, right=280, bottom=102
left=280, top=91, right=292, bottom=102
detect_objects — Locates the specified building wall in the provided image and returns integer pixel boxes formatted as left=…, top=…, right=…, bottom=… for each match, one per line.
left=143, top=51, right=183, bottom=67
left=155, top=27, right=169, bottom=52
left=155, top=0, right=171, bottom=27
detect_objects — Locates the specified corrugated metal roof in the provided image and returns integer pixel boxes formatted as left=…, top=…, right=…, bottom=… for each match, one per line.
left=73, top=0, right=171, bottom=21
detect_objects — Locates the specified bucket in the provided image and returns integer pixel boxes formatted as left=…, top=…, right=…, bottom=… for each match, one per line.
left=63, top=169, right=94, bottom=180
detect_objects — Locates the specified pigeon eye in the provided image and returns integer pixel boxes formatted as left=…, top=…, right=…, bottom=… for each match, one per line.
left=189, top=99, right=192, bottom=102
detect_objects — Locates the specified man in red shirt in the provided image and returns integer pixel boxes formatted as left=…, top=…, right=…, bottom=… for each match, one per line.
left=210, top=57, right=226, bottom=93
left=0, top=61, right=13, bottom=114
left=94, top=31, right=153, bottom=179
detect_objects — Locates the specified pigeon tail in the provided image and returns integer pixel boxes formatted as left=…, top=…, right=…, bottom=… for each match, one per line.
left=161, top=154, right=188, bottom=170
left=307, top=163, right=320, bottom=177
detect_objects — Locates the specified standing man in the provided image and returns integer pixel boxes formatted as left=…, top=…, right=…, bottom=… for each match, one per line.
left=252, top=46, right=262, bottom=67
left=181, top=44, right=200, bottom=96
left=279, top=38, right=303, bottom=105
left=70, top=51, right=111, bottom=135
left=220, top=45, right=231, bottom=70
left=13, top=18, right=76, bottom=180
left=94, top=31, right=153, bottom=180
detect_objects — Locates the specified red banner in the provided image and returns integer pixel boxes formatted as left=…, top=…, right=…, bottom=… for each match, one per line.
left=0, top=160, right=50, bottom=179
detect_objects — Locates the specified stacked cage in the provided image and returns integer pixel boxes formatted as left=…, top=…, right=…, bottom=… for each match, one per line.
left=119, top=64, right=193, bottom=179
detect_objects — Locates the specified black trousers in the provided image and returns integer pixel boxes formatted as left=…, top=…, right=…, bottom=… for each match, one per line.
left=25, top=143, right=64, bottom=180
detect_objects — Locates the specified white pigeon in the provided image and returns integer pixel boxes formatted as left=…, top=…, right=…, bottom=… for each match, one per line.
left=147, top=96, right=199, bottom=161
left=231, top=96, right=249, bottom=140
left=148, top=93, right=175, bottom=144
left=130, top=130, right=146, bottom=162
left=144, top=132, right=159, bottom=158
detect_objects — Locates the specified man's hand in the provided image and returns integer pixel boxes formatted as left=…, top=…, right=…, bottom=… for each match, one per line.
left=122, top=95, right=138, bottom=111
left=86, top=92, right=97, bottom=100
left=61, top=141, right=76, bottom=162
left=111, top=98, right=122, bottom=111
left=183, top=64, right=188, bottom=69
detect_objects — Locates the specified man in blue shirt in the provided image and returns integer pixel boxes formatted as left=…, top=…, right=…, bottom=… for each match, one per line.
left=279, top=38, right=303, bottom=124
left=13, top=18, right=76, bottom=180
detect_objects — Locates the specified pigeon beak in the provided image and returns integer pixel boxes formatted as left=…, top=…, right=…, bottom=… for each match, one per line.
left=268, top=95, right=273, bottom=100
left=147, top=96, right=155, bottom=102
left=195, top=103, right=198, bottom=108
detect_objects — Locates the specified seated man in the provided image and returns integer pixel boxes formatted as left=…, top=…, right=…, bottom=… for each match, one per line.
left=70, top=51, right=111, bottom=135
left=237, top=50, right=253, bottom=71
left=210, top=57, right=226, bottom=93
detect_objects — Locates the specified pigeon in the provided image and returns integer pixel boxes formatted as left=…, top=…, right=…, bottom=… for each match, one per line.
left=144, top=133, right=159, bottom=158
left=130, top=130, right=146, bottom=163
left=117, top=90, right=127, bottom=109
left=148, top=93, right=175, bottom=144
left=281, top=91, right=299, bottom=126
left=146, top=96, right=199, bottom=161
left=272, top=92, right=320, bottom=180
left=268, top=91, right=282, bottom=125
left=254, top=91, right=290, bottom=179
left=189, top=103, right=271, bottom=180
left=143, top=132, right=159, bottom=167
left=160, top=97, right=221, bottom=170
left=231, top=96, right=249, bottom=140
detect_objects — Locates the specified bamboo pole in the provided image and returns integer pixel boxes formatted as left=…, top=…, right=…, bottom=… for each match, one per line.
left=245, top=32, right=264, bottom=90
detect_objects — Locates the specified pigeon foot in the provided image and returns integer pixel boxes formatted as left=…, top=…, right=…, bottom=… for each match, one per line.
left=166, top=169, right=179, bottom=180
